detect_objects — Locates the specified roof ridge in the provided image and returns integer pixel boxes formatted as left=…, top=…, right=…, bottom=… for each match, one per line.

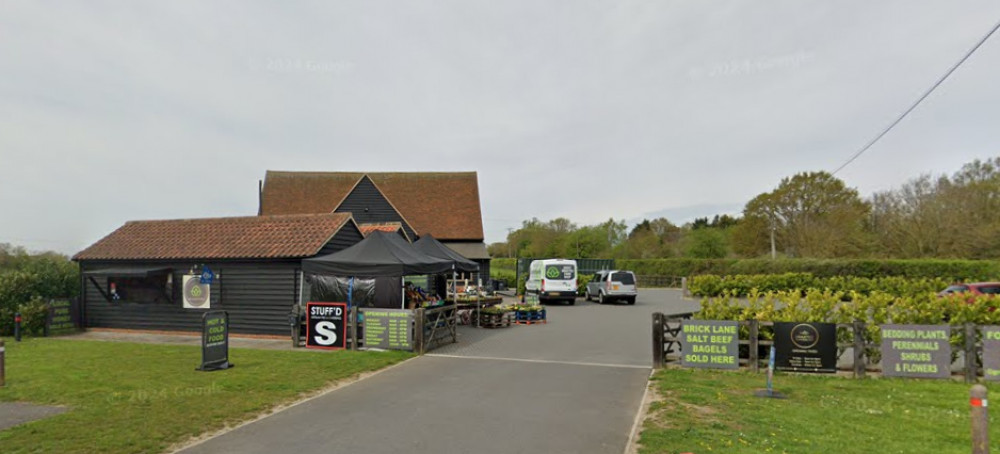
left=123, top=213, right=349, bottom=224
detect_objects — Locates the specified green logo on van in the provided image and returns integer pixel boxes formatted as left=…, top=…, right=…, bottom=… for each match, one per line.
left=546, top=266, right=561, bottom=279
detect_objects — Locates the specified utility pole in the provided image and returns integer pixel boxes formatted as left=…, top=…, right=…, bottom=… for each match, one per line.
left=506, top=228, right=514, bottom=258
left=770, top=226, right=776, bottom=259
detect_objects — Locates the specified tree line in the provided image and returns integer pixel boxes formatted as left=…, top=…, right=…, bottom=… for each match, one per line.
left=489, top=157, right=1000, bottom=260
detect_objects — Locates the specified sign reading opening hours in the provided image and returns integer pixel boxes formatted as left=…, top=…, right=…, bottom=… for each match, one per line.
left=360, top=308, right=413, bottom=351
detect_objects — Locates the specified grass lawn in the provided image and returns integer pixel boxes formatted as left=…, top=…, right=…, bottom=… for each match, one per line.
left=0, top=337, right=412, bottom=454
left=640, top=367, right=1000, bottom=454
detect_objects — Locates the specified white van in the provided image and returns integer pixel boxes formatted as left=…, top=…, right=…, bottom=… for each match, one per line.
left=525, top=259, right=578, bottom=305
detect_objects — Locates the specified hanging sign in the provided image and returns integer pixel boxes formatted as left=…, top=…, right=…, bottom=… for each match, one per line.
left=360, top=308, right=413, bottom=351
left=681, top=320, right=739, bottom=369
left=880, top=324, right=951, bottom=379
left=200, top=266, right=215, bottom=284
left=197, top=311, right=232, bottom=371
left=306, top=302, right=347, bottom=350
left=183, top=275, right=211, bottom=309
left=774, top=322, right=837, bottom=373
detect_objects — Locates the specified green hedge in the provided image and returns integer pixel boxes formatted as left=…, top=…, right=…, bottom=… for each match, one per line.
left=688, top=273, right=952, bottom=299
left=617, top=258, right=1000, bottom=280
left=492, top=258, right=999, bottom=280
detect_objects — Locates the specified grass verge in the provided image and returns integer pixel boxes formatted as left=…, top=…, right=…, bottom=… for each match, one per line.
left=639, top=367, right=1000, bottom=454
left=0, top=337, right=412, bottom=453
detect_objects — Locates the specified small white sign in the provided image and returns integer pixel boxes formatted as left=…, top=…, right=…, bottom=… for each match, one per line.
left=183, top=275, right=211, bottom=309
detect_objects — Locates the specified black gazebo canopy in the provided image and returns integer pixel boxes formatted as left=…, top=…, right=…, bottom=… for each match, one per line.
left=302, top=231, right=454, bottom=277
left=412, top=234, right=479, bottom=273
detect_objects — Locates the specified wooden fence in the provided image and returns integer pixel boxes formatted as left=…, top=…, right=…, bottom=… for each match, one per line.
left=635, top=275, right=685, bottom=289
left=652, top=312, right=983, bottom=382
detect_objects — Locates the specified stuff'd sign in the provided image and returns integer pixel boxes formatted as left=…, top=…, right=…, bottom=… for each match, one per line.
left=774, top=322, right=837, bottom=373
left=306, top=302, right=347, bottom=350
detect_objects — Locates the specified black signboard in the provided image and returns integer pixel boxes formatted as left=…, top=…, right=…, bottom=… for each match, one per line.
left=881, top=324, right=951, bottom=379
left=774, top=322, right=837, bottom=373
left=361, top=308, right=413, bottom=351
left=681, top=320, right=739, bottom=369
left=306, top=302, right=347, bottom=350
left=46, top=298, right=81, bottom=335
left=198, top=311, right=233, bottom=371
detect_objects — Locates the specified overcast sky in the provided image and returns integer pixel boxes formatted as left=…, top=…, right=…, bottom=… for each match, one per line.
left=2, top=1, right=999, bottom=254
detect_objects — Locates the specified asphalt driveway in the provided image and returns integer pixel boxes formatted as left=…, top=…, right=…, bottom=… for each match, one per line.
left=179, top=289, right=697, bottom=454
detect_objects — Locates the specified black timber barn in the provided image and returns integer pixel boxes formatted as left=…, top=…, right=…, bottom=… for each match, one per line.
left=258, top=171, right=491, bottom=280
left=73, top=213, right=363, bottom=335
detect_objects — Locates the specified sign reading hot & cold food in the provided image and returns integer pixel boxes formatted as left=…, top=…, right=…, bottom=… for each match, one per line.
left=880, top=324, right=951, bottom=379
left=198, top=311, right=232, bottom=371
left=360, top=308, right=413, bottom=351
left=306, top=302, right=347, bottom=350
left=774, top=322, right=837, bottom=373
left=681, top=320, right=739, bottom=369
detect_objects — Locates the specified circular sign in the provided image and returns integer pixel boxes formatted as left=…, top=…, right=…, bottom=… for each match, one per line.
left=790, top=323, right=820, bottom=349
left=184, top=277, right=209, bottom=307
left=546, top=267, right=561, bottom=279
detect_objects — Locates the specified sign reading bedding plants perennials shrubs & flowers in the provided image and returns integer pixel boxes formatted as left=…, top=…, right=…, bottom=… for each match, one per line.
left=681, top=320, right=739, bottom=369
left=981, top=327, right=1000, bottom=381
left=774, top=322, right=837, bottom=373
left=880, top=324, right=951, bottom=379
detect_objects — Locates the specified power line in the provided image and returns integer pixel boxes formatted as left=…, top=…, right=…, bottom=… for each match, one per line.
left=832, top=17, right=1000, bottom=176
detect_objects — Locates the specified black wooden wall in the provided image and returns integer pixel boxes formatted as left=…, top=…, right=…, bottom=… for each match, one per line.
left=334, top=176, right=417, bottom=240
left=79, top=224, right=365, bottom=336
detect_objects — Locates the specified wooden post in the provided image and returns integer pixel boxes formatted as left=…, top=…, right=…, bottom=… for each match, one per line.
left=854, top=320, right=866, bottom=378
left=681, top=277, right=689, bottom=297
left=350, top=307, right=358, bottom=350
left=0, top=339, right=5, bottom=387
left=291, top=322, right=300, bottom=349
left=971, top=384, right=989, bottom=454
left=966, top=323, right=978, bottom=384
left=749, top=320, right=759, bottom=373
left=652, top=312, right=665, bottom=369
left=414, top=308, right=426, bottom=354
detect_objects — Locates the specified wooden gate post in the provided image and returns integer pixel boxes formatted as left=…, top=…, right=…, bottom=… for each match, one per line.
left=749, top=320, right=759, bottom=373
left=350, top=307, right=358, bottom=350
left=854, top=320, right=866, bottom=378
left=971, top=384, right=989, bottom=454
left=414, top=308, right=426, bottom=354
left=966, top=323, right=979, bottom=384
left=652, top=313, right=665, bottom=369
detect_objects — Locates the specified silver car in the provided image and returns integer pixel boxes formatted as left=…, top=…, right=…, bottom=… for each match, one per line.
left=584, top=270, right=637, bottom=305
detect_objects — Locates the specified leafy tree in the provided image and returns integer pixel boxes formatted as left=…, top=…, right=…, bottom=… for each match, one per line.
left=735, top=171, right=870, bottom=258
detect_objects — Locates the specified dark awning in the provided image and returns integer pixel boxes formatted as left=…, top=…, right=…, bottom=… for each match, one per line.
left=413, top=235, right=479, bottom=272
left=303, top=231, right=454, bottom=277
left=82, top=266, right=172, bottom=277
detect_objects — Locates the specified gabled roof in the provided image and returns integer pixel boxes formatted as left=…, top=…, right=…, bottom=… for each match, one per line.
left=259, top=171, right=484, bottom=241
left=358, top=222, right=409, bottom=241
left=74, top=213, right=356, bottom=261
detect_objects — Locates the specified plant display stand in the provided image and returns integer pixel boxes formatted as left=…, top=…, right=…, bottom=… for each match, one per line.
left=477, top=311, right=514, bottom=328
left=515, top=308, right=546, bottom=325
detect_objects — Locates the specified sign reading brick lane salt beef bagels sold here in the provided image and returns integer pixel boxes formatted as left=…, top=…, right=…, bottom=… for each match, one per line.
left=681, top=320, right=739, bottom=369
left=881, top=324, right=951, bottom=379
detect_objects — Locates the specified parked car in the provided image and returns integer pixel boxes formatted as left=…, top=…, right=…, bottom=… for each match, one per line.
left=938, top=282, right=1000, bottom=297
left=525, top=259, right=578, bottom=305
left=585, top=270, right=637, bottom=305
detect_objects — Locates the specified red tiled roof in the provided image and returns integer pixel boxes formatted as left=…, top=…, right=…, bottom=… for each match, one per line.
left=259, top=171, right=484, bottom=241
left=73, top=213, right=355, bottom=261
left=359, top=222, right=406, bottom=238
